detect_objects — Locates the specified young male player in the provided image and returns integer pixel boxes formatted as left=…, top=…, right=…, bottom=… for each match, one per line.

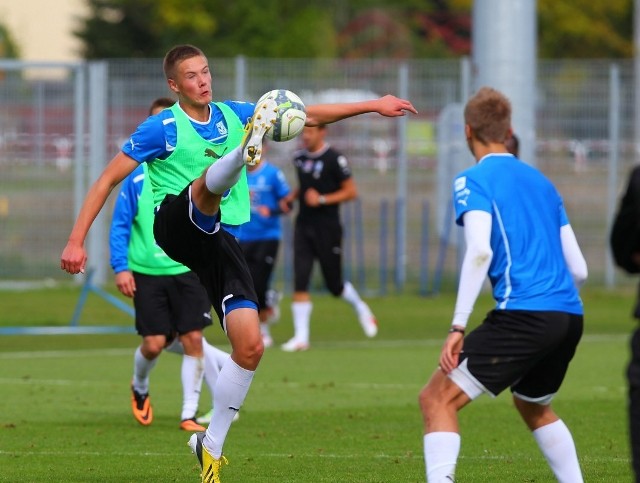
left=281, top=124, right=378, bottom=352
left=61, top=44, right=416, bottom=482
left=418, top=87, right=588, bottom=482
left=111, top=96, right=230, bottom=431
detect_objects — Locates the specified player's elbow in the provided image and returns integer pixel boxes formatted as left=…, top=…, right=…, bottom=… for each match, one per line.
left=571, top=261, right=588, bottom=288
left=467, top=243, right=492, bottom=268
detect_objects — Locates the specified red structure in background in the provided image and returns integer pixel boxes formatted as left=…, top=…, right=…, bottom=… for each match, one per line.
left=338, top=8, right=471, bottom=59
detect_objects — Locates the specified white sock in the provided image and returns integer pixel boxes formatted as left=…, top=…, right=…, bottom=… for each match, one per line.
left=202, top=337, right=229, bottom=396
left=204, top=146, right=243, bottom=194
left=180, top=355, right=204, bottom=421
left=341, top=281, right=363, bottom=306
left=204, top=358, right=255, bottom=458
left=423, top=432, right=460, bottom=483
left=132, top=346, right=157, bottom=394
left=291, top=301, right=312, bottom=344
left=532, top=419, right=583, bottom=483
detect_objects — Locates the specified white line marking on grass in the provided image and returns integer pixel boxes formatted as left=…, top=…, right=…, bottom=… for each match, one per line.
left=0, top=377, right=113, bottom=386
left=0, top=450, right=630, bottom=464
left=0, top=348, right=132, bottom=359
left=0, top=333, right=626, bottom=361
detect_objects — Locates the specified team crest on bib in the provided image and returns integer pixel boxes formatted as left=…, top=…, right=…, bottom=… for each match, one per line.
left=216, top=121, right=228, bottom=136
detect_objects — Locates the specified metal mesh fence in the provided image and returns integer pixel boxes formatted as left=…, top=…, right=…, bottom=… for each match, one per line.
left=0, top=58, right=635, bottom=293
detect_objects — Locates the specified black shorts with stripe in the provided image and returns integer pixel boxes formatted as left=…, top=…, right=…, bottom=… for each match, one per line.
left=293, top=219, right=343, bottom=296
left=132, top=271, right=212, bottom=337
left=459, top=309, right=583, bottom=399
left=153, top=185, right=258, bottom=327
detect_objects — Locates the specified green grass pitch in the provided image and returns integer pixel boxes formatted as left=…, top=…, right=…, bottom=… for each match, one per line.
left=0, top=286, right=635, bottom=481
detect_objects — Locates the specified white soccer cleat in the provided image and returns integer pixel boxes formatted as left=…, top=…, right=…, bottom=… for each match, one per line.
left=357, top=302, right=378, bottom=338
left=241, top=96, right=278, bottom=166
left=281, top=337, right=309, bottom=352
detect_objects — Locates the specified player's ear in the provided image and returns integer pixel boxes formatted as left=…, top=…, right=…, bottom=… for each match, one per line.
left=167, top=78, right=179, bottom=94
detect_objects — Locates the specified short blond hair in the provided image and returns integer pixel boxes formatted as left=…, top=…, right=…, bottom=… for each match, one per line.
left=163, top=44, right=205, bottom=81
left=464, top=87, right=512, bottom=145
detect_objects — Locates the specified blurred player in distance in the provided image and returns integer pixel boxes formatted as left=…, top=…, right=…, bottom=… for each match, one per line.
left=237, top=142, right=292, bottom=348
left=110, top=96, right=230, bottom=431
left=280, top=124, right=378, bottom=352
left=419, top=87, right=587, bottom=482
left=60, top=43, right=417, bottom=482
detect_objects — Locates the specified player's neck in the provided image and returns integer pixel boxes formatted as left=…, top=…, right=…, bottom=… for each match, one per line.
left=307, top=142, right=328, bottom=155
left=472, top=141, right=508, bottom=162
left=179, top=101, right=210, bottom=123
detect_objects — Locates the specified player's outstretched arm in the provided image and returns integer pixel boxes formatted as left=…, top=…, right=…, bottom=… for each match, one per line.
left=304, top=95, right=417, bottom=126
left=60, top=153, right=139, bottom=275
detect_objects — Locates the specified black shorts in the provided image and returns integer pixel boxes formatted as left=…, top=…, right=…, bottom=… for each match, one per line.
left=456, top=309, right=583, bottom=400
left=153, top=185, right=258, bottom=327
left=132, top=271, right=212, bottom=337
left=293, top=219, right=343, bottom=296
left=239, top=239, right=279, bottom=309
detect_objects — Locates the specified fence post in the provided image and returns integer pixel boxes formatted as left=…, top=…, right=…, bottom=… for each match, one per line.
left=606, top=63, right=621, bottom=288
left=86, top=61, right=109, bottom=286
left=379, top=198, right=388, bottom=296
left=394, top=63, right=409, bottom=291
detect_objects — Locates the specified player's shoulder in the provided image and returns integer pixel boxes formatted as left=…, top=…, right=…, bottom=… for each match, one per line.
left=136, top=108, right=176, bottom=137
left=151, top=107, right=176, bottom=124
left=293, top=148, right=307, bottom=159
left=218, top=100, right=254, bottom=125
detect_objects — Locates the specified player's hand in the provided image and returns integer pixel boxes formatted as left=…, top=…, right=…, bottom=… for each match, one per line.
left=60, top=242, right=87, bottom=275
left=304, top=188, right=322, bottom=207
left=376, top=95, right=418, bottom=117
left=115, top=271, right=136, bottom=298
left=257, top=205, right=270, bottom=217
left=439, top=331, right=464, bottom=374
left=279, top=198, right=293, bottom=214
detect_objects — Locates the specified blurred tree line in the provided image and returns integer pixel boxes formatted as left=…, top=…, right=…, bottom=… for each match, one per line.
left=72, top=0, right=633, bottom=59
left=0, top=0, right=634, bottom=60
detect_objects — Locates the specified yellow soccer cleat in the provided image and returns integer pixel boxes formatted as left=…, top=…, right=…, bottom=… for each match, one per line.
left=188, top=431, right=229, bottom=483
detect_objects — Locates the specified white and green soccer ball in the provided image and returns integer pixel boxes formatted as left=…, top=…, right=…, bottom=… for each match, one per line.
left=258, top=89, right=307, bottom=142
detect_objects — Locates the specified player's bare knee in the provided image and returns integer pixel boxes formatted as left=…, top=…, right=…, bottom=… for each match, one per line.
left=234, top=337, right=264, bottom=369
left=142, top=336, right=166, bottom=357
left=419, top=384, right=444, bottom=415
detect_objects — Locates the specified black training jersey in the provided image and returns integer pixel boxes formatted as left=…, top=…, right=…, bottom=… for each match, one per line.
left=293, top=144, right=352, bottom=223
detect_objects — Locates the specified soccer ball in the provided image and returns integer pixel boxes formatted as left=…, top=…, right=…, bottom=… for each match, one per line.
left=257, top=89, right=306, bottom=142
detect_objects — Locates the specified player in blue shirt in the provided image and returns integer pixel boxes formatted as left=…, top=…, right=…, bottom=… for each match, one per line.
left=61, top=44, right=417, bottom=482
left=119, top=97, right=254, bottom=239
left=419, top=87, right=588, bottom=483
left=237, top=151, right=292, bottom=348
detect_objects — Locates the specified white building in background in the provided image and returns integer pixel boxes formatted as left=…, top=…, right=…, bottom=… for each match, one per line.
left=0, top=0, right=87, bottom=61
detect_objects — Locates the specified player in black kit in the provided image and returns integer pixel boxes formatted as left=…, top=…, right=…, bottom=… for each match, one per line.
left=281, top=124, right=378, bottom=352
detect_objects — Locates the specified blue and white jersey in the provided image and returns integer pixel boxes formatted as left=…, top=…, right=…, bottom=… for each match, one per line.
left=121, top=100, right=255, bottom=163
left=121, top=100, right=255, bottom=238
left=453, top=153, right=583, bottom=314
left=238, top=162, right=291, bottom=242
left=110, top=165, right=144, bottom=274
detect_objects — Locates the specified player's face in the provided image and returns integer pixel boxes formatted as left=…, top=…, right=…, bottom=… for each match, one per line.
left=301, top=126, right=325, bottom=152
left=170, top=55, right=213, bottom=106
